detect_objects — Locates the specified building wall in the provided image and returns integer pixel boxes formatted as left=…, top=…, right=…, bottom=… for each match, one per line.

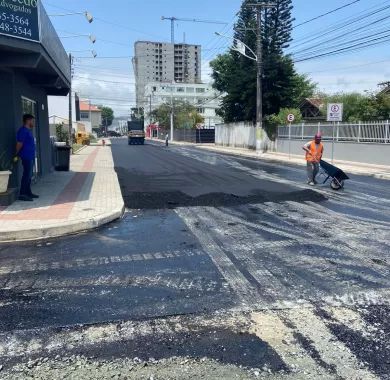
left=134, top=41, right=201, bottom=108
left=79, top=111, right=102, bottom=133
left=0, top=69, right=51, bottom=188
left=144, top=82, right=223, bottom=127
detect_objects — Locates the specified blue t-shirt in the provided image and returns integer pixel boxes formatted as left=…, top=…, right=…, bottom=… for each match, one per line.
left=16, top=126, right=36, bottom=161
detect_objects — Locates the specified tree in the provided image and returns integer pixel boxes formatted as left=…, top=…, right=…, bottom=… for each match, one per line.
left=100, top=106, right=114, bottom=127
left=374, top=92, right=390, bottom=120
left=210, top=0, right=315, bottom=123
left=151, top=101, right=204, bottom=129
left=264, top=108, right=302, bottom=139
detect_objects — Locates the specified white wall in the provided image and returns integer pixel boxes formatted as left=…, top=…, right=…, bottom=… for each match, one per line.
left=277, top=139, right=390, bottom=166
left=216, top=122, right=256, bottom=149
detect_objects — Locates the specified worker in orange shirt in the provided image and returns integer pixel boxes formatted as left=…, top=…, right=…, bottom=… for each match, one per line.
left=303, top=133, right=324, bottom=186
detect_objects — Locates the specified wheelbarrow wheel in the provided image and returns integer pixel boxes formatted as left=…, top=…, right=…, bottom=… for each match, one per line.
left=330, top=178, right=344, bottom=190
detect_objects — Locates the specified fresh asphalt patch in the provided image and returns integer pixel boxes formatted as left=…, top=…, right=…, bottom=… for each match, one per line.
left=113, top=140, right=326, bottom=209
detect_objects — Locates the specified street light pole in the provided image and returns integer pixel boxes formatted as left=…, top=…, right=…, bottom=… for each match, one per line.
left=256, top=5, right=263, bottom=150
left=170, top=84, right=174, bottom=142
left=247, top=2, right=276, bottom=151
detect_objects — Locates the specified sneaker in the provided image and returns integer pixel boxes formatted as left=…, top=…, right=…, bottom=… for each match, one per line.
left=19, top=195, right=34, bottom=202
left=308, top=182, right=315, bottom=186
left=29, top=193, right=40, bottom=199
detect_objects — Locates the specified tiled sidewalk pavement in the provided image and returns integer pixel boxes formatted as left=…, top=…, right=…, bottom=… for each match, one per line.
left=0, top=143, right=124, bottom=242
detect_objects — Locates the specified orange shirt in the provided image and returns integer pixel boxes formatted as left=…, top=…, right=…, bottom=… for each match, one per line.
left=305, top=141, right=324, bottom=162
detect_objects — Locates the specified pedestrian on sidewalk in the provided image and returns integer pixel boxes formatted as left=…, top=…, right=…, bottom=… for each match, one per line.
left=303, top=133, right=324, bottom=186
left=14, top=114, right=39, bottom=201
left=165, top=133, right=169, bottom=147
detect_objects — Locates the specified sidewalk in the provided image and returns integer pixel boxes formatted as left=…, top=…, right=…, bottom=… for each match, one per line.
left=158, top=139, right=390, bottom=180
left=0, top=141, right=124, bottom=242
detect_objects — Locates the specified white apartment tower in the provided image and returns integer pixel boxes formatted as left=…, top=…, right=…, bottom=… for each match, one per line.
left=133, top=41, right=202, bottom=108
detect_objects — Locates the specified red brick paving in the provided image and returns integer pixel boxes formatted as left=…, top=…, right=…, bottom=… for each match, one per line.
left=0, top=148, right=99, bottom=221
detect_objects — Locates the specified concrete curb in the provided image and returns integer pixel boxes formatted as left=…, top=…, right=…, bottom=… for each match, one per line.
left=0, top=203, right=125, bottom=243
left=189, top=144, right=390, bottom=181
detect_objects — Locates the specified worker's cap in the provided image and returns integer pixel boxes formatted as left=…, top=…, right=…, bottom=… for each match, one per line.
left=314, top=133, right=322, bottom=139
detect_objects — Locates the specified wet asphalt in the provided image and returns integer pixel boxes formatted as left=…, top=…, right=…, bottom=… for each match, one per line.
left=0, top=138, right=389, bottom=377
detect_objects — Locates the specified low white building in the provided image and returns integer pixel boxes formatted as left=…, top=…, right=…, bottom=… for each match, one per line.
left=144, top=82, right=223, bottom=128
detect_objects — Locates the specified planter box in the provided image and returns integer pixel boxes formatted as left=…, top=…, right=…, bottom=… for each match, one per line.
left=0, top=171, right=11, bottom=194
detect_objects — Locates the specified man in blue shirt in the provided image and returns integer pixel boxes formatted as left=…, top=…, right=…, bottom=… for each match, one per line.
left=15, top=114, right=39, bottom=202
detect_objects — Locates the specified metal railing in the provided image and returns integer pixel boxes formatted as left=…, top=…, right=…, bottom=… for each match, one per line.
left=278, top=121, right=390, bottom=144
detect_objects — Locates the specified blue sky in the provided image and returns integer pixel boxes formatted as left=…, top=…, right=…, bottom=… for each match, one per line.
left=43, top=0, right=390, bottom=116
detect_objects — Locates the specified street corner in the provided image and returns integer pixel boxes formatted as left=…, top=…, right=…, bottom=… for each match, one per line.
left=0, top=145, right=124, bottom=243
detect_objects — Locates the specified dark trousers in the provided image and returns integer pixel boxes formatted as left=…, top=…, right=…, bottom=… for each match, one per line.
left=20, top=159, right=33, bottom=196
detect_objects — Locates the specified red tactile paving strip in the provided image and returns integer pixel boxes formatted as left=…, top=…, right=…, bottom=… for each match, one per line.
left=0, top=148, right=99, bottom=221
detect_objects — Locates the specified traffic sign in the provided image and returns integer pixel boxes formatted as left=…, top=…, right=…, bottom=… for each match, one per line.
left=287, top=114, right=295, bottom=123
left=327, top=103, right=343, bottom=122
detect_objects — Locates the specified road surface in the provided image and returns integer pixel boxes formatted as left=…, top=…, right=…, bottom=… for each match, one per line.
left=0, top=138, right=389, bottom=379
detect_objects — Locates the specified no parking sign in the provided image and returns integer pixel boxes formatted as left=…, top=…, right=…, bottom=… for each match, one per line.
left=327, top=103, right=343, bottom=122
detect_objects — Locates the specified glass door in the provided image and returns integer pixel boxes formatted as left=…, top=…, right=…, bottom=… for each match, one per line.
left=21, top=97, right=41, bottom=181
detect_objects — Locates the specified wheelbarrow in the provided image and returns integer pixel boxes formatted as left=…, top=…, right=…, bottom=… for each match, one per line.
left=319, top=160, right=349, bottom=190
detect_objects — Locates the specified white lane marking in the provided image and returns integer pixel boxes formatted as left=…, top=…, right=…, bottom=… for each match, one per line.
left=175, top=207, right=260, bottom=305
left=0, top=249, right=204, bottom=276
left=3, top=274, right=222, bottom=293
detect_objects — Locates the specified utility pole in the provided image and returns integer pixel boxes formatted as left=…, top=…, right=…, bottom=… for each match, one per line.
left=68, top=53, right=73, bottom=147
left=149, top=94, right=152, bottom=130
left=247, top=2, right=276, bottom=151
left=170, top=84, right=174, bottom=142
left=256, top=5, right=263, bottom=151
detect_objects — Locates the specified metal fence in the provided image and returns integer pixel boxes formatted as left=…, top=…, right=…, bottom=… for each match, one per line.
left=278, top=121, right=390, bottom=144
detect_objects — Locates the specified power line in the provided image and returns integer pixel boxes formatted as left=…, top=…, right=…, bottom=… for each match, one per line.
left=289, top=1, right=390, bottom=49
left=43, top=1, right=161, bottom=40
left=294, top=33, right=390, bottom=63
left=293, top=0, right=361, bottom=28
left=303, top=58, right=390, bottom=73
left=73, top=75, right=135, bottom=85
left=291, top=12, right=390, bottom=57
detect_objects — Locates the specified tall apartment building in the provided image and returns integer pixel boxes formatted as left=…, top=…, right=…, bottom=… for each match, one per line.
left=133, top=41, right=202, bottom=108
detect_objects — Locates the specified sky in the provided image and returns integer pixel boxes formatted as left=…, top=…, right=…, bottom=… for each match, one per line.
left=43, top=0, right=390, bottom=116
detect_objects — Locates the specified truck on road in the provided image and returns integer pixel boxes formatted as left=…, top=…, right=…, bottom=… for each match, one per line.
left=128, top=119, right=145, bottom=145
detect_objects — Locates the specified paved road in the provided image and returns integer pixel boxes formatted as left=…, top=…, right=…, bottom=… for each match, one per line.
left=0, top=138, right=389, bottom=379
